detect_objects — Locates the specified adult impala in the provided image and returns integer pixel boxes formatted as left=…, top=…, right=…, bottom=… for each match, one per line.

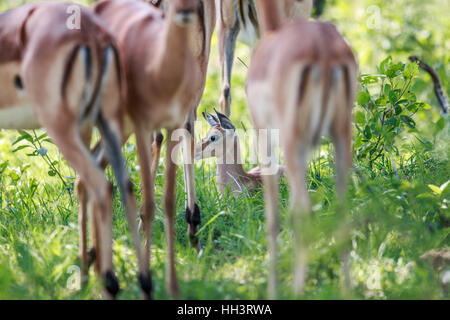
left=247, top=0, right=358, bottom=298
left=0, top=2, right=149, bottom=299
left=149, top=0, right=216, bottom=250
left=217, top=0, right=313, bottom=116
left=91, top=0, right=210, bottom=298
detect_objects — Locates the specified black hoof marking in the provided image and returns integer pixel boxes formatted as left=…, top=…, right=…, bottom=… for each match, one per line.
left=127, top=180, right=134, bottom=193
left=223, top=87, right=230, bottom=101
left=185, top=206, right=192, bottom=224
left=155, top=132, right=164, bottom=145
left=14, top=75, right=24, bottom=90
left=104, top=271, right=120, bottom=298
left=138, top=272, right=153, bottom=299
left=87, top=248, right=96, bottom=267
left=192, top=203, right=201, bottom=226
left=185, top=121, right=192, bottom=133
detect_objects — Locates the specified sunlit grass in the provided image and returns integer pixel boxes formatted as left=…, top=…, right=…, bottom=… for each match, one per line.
left=0, top=0, right=449, bottom=300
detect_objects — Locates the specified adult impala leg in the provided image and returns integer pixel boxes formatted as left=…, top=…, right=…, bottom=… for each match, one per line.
left=46, top=122, right=119, bottom=299
left=332, top=113, right=353, bottom=292
left=76, top=126, right=93, bottom=287
left=183, top=110, right=201, bottom=250
left=164, top=129, right=180, bottom=298
left=284, top=142, right=311, bottom=296
left=218, top=18, right=240, bottom=116
left=331, top=67, right=355, bottom=293
left=151, top=131, right=164, bottom=185
left=258, top=129, right=280, bottom=299
left=134, top=123, right=156, bottom=298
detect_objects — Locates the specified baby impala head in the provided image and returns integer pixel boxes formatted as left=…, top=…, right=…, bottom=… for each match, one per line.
left=171, top=0, right=198, bottom=25
left=195, top=110, right=236, bottom=161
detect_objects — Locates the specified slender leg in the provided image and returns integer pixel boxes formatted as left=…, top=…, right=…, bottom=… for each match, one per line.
left=46, top=123, right=119, bottom=299
left=332, top=116, right=353, bottom=292
left=151, top=131, right=164, bottom=186
left=284, top=142, right=311, bottom=296
left=98, top=115, right=152, bottom=299
left=134, top=124, right=155, bottom=297
left=218, top=19, right=240, bottom=116
left=75, top=127, right=93, bottom=287
left=182, top=111, right=201, bottom=250
left=76, top=179, right=89, bottom=287
left=258, top=130, right=280, bottom=299
left=164, top=129, right=180, bottom=298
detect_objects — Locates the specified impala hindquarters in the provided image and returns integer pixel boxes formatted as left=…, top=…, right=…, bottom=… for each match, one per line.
left=216, top=0, right=313, bottom=116
left=248, top=0, right=358, bottom=298
left=92, top=0, right=207, bottom=298
left=0, top=2, right=146, bottom=299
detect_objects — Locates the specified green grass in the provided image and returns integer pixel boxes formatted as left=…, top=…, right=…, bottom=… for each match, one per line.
left=0, top=132, right=448, bottom=299
left=0, top=0, right=449, bottom=300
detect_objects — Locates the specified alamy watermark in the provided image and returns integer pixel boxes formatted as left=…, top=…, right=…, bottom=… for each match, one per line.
left=66, top=5, right=81, bottom=30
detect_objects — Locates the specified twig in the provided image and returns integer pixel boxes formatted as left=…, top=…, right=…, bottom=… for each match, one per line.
left=409, top=56, right=449, bottom=115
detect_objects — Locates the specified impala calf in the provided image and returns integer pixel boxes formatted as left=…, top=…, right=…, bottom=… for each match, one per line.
left=247, top=0, right=358, bottom=298
left=92, top=0, right=211, bottom=298
left=217, top=0, right=313, bottom=116
left=195, top=110, right=283, bottom=195
left=0, top=2, right=147, bottom=299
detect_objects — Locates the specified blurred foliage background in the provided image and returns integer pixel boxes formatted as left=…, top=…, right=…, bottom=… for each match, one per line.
left=0, top=0, right=448, bottom=300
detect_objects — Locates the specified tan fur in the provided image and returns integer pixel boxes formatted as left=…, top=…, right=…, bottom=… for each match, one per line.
left=148, top=0, right=216, bottom=250
left=0, top=2, right=146, bottom=299
left=217, top=0, right=313, bottom=115
left=196, top=120, right=283, bottom=195
left=92, top=0, right=215, bottom=298
left=247, top=0, right=358, bottom=298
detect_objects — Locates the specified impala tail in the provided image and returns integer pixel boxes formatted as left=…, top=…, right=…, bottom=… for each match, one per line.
left=93, top=46, right=129, bottom=212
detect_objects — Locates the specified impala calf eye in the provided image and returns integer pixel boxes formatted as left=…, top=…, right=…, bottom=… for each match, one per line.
left=210, top=136, right=216, bottom=142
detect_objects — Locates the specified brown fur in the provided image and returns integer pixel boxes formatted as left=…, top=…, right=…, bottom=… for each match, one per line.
left=147, top=0, right=216, bottom=251
left=196, top=120, right=284, bottom=195
left=217, top=0, right=313, bottom=116
left=247, top=0, right=358, bottom=298
left=0, top=2, right=147, bottom=299
left=91, top=0, right=215, bottom=298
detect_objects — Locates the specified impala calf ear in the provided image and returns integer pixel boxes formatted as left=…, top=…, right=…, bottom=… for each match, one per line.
left=215, top=110, right=235, bottom=131
left=203, top=112, right=219, bottom=127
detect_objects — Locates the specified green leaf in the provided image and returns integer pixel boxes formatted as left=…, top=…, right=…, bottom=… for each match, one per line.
left=363, top=125, right=372, bottom=139
left=428, top=185, right=442, bottom=196
left=386, top=62, right=405, bottom=78
left=358, top=91, right=371, bottom=105
left=400, top=115, right=416, bottom=129
left=380, top=56, right=392, bottom=74
left=394, top=104, right=403, bottom=115
left=355, top=111, right=366, bottom=124
left=12, top=145, right=30, bottom=153
left=436, top=118, right=446, bottom=131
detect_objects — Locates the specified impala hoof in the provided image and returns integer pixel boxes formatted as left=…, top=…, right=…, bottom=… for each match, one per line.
left=104, top=271, right=120, bottom=298
left=138, top=272, right=153, bottom=300
left=186, top=204, right=201, bottom=250
left=87, top=248, right=96, bottom=267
